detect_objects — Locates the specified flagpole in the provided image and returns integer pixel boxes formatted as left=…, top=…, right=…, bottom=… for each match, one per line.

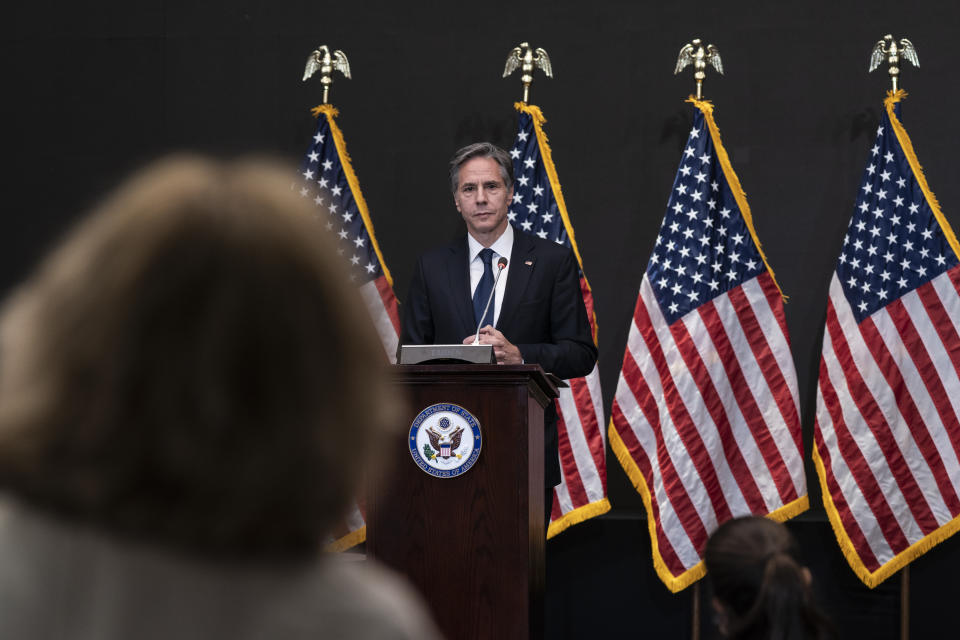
left=691, top=582, right=701, bottom=640
left=900, top=565, right=910, bottom=640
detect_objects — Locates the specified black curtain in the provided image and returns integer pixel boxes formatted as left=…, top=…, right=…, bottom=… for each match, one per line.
left=5, top=1, right=960, bottom=637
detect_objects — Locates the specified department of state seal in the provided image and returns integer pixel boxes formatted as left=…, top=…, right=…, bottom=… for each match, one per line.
left=408, top=403, right=482, bottom=478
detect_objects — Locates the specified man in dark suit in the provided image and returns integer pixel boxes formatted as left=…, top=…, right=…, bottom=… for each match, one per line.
left=400, top=142, right=597, bottom=498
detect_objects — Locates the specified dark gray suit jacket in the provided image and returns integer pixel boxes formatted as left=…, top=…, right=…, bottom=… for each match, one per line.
left=400, top=229, right=597, bottom=486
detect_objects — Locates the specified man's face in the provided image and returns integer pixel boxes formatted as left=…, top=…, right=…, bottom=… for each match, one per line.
left=454, top=156, right=513, bottom=242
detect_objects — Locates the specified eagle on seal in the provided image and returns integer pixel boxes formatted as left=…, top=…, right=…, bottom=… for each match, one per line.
left=426, top=425, right=465, bottom=459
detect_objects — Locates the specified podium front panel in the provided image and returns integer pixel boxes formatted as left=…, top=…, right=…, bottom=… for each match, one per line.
left=367, top=365, right=553, bottom=640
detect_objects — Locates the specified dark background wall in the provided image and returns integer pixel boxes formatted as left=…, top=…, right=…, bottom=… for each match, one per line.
left=5, top=1, right=960, bottom=637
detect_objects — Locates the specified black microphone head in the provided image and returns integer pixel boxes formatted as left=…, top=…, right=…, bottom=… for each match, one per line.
left=497, top=257, right=508, bottom=269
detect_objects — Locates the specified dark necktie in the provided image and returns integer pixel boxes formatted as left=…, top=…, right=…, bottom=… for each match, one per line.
left=472, top=248, right=495, bottom=329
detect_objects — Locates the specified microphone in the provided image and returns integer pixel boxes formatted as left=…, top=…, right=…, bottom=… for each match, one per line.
left=473, top=257, right=508, bottom=345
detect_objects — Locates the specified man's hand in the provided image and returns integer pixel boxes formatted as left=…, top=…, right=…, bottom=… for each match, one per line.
left=463, top=326, right=523, bottom=364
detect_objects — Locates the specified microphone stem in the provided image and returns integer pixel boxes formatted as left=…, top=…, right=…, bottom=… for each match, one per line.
left=473, top=263, right=505, bottom=345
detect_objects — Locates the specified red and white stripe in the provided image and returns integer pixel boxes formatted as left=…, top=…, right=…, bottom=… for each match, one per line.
left=815, top=268, right=960, bottom=576
left=359, top=275, right=401, bottom=364
left=549, top=276, right=610, bottom=534
left=328, top=275, right=400, bottom=551
left=551, top=364, right=607, bottom=523
left=610, top=271, right=805, bottom=582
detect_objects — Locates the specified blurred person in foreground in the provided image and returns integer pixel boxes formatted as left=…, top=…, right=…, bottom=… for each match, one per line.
left=0, top=157, right=442, bottom=640
left=704, top=517, right=834, bottom=640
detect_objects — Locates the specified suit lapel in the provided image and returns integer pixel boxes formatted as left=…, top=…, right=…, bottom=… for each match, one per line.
left=497, top=230, right=535, bottom=333
left=447, top=238, right=475, bottom=337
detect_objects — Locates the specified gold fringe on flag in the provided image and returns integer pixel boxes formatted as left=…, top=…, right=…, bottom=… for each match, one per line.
left=686, top=97, right=787, bottom=302
left=884, top=90, right=960, bottom=260
left=610, top=427, right=808, bottom=592
left=608, top=97, right=808, bottom=592
left=515, top=102, right=611, bottom=537
left=311, top=104, right=395, bottom=288
left=547, top=498, right=612, bottom=539
left=311, top=103, right=394, bottom=552
left=324, top=527, right=366, bottom=553
left=812, top=90, right=960, bottom=588
left=813, top=442, right=960, bottom=587
left=515, top=102, right=600, bottom=343
left=607, top=427, right=706, bottom=591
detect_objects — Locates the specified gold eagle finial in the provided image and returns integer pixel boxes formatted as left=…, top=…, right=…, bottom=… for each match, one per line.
left=869, top=35, right=918, bottom=92
left=302, top=45, right=351, bottom=104
left=675, top=38, right=723, bottom=100
left=503, top=42, right=553, bottom=104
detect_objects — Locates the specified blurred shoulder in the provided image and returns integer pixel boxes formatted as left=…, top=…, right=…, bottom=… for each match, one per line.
left=299, top=555, right=444, bottom=640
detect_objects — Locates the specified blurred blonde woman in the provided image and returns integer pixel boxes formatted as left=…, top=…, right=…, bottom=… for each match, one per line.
left=0, top=157, right=442, bottom=640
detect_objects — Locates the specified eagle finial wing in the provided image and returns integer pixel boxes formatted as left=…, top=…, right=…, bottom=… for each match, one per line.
left=503, top=46, right=522, bottom=78
left=674, top=43, right=694, bottom=75
left=534, top=48, right=553, bottom=78
left=707, top=44, right=723, bottom=74
left=869, top=38, right=887, bottom=72
left=332, top=49, right=351, bottom=79
left=302, top=50, right=321, bottom=81
left=900, top=38, right=919, bottom=67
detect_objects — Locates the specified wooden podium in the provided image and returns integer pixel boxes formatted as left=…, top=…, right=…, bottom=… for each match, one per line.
left=367, top=364, right=558, bottom=640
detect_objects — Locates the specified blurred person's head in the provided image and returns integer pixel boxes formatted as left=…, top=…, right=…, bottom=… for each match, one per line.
left=0, top=156, right=398, bottom=560
left=704, top=516, right=832, bottom=640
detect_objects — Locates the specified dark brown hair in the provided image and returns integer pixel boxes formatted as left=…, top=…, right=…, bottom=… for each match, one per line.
left=449, top=142, right=514, bottom=193
left=704, top=517, right=833, bottom=640
left=0, top=156, right=398, bottom=559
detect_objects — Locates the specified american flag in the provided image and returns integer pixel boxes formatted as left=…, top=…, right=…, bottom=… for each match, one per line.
left=813, top=90, right=960, bottom=588
left=298, top=104, right=401, bottom=551
left=509, top=103, right=610, bottom=536
left=608, top=98, right=807, bottom=592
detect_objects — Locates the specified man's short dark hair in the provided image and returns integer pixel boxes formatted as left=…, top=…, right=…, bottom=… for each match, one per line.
left=449, top=142, right=514, bottom=194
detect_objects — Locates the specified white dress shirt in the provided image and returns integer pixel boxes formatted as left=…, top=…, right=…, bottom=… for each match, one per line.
left=467, top=223, right=513, bottom=328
